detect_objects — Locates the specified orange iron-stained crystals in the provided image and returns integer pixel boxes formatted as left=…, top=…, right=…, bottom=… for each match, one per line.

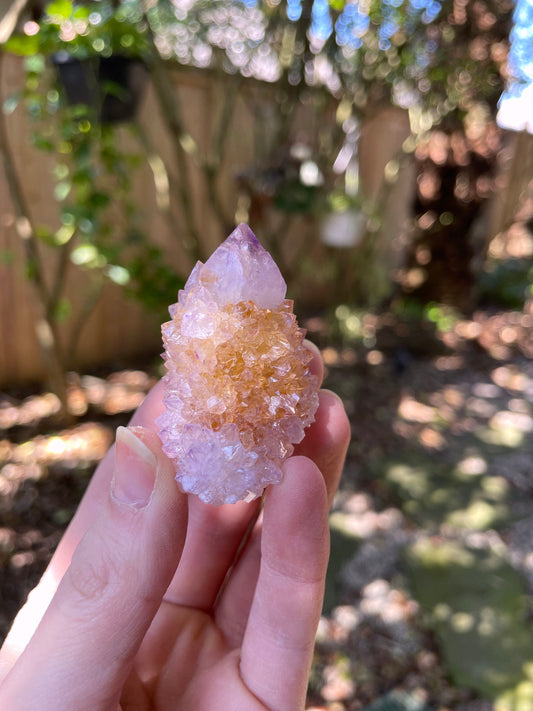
left=157, top=224, right=319, bottom=505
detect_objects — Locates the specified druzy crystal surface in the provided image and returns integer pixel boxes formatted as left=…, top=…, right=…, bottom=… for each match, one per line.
left=157, top=223, right=319, bottom=505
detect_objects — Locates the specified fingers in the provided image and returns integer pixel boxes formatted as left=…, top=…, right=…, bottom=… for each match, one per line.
left=34, top=339, right=320, bottom=590
left=0, top=427, right=188, bottom=711
left=0, top=381, right=169, bottom=679
left=240, top=456, right=330, bottom=710
left=63, top=379, right=165, bottom=542
left=0, top=339, right=333, bottom=683
left=214, top=522, right=262, bottom=649
left=162, top=497, right=260, bottom=610
left=304, top=338, right=324, bottom=383
left=295, top=389, right=351, bottom=505
left=215, top=388, right=349, bottom=646
left=149, top=338, right=324, bottom=612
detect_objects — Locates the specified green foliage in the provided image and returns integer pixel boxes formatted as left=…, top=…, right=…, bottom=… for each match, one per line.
left=140, top=0, right=512, bottom=134
left=0, top=248, right=14, bottom=265
left=198, top=0, right=513, bottom=135
left=2, top=0, right=516, bottom=319
left=129, top=254, right=184, bottom=315
left=4, top=0, right=183, bottom=323
left=478, top=259, right=533, bottom=309
left=335, top=0, right=512, bottom=127
left=392, top=297, right=460, bottom=334
left=5, top=0, right=149, bottom=61
left=274, top=179, right=319, bottom=214
left=53, top=297, right=72, bottom=322
left=382, top=454, right=510, bottom=531
left=405, top=540, right=533, bottom=705
left=424, top=302, right=460, bottom=333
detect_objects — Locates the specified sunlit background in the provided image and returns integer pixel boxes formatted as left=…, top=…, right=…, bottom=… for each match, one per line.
left=1, top=1, right=533, bottom=709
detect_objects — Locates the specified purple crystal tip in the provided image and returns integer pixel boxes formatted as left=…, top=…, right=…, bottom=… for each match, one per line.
left=228, top=223, right=263, bottom=251
left=207, top=223, right=268, bottom=266
left=189, top=223, right=287, bottom=310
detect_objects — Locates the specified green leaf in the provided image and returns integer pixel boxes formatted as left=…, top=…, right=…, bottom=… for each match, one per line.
left=71, top=243, right=99, bottom=265
left=107, top=264, right=130, bottom=285
left=54, top=224, right=75, bottom=245
left=25, top=259, right=38, bottom=280
left=31, top=134, right=55, bottom=152
left=101, top=80, right=129, bottom=100
left=72, top=4, right=90, bottom=20
left=54, top=163, right=69, bottom=180
left=328, top=0, right=346, bottom=10
left=78, top=218, right=95, bottom=235
left=0, top=249, right=14, bottom=265
left=60, top=209, right=75, bottom=226
left=87, top=192, right=111, bottom=209
left=35, top=225, right=56, bottom=246
left=54, top=181, right=72, bottom=201
left=46, top=0, right=75, bottom=21
left=24, top=54, right=46, bottom=74
left=71, top=168, right=93, bottom=188
left=3, top=95, right=20, bottom=115
left=70, top=104, right=93, bottom=121
left=4, top=35, right=41, bottom=56
left=53, top=297, right=72, bottom=322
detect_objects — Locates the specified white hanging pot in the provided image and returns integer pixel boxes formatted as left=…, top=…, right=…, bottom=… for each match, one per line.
left=320, top=209, right=366, bottom=248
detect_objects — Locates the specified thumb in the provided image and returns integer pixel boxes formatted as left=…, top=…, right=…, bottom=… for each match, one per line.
left=0, top=426, right=188, bottom=711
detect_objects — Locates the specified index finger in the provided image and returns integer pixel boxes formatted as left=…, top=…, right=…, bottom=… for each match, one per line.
left=50, top=338, right=323, bottom=579
left=0, top=381, right=166, bottom=680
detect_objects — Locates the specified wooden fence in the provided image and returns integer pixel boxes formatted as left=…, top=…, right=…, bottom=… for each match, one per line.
left=1, top=63, right=149, bottom=385
left=0, top=55, right=420, bottom=386
left=0, top=57, right=251, bottom=385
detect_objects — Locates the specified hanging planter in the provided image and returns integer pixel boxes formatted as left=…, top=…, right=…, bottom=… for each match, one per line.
left=321, top=208, right=367, bottom=248
left=6, top=1, right=150, bottom=123
left=52, top=52, right=147, bottom=124
left=320, top=190, right=370, bottom=248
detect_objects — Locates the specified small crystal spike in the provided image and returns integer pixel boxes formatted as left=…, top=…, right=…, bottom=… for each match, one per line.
left=157, top=224, right=319, bottom=505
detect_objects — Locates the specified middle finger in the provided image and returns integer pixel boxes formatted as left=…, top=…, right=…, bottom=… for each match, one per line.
left=161, top=340, right=324, bottom=610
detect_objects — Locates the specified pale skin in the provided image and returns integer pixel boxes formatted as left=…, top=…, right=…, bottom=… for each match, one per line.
left=0, top=343, right=350, bottom=711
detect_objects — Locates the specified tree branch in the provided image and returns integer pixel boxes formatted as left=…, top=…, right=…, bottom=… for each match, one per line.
left=0, top=0, right=29, bottom=44
left=204, top=75, right=242, bottom=236
left=0, top=51, right=70, bottom=416
left=142, top=15, right=205, bottom=263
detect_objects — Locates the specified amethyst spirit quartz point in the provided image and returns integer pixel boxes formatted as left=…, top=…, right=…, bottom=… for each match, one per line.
left=156, top=223, right=319, bottom=505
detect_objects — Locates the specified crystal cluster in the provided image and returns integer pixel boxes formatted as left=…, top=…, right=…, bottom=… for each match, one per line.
left=157, top=223, right=319, bottom=505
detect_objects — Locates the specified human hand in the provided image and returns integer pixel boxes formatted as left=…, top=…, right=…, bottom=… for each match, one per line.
left=0, top=344, right=350, bottom=711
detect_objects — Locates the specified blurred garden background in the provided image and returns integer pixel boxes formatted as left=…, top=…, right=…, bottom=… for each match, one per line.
left=1, top=0, right=533, bottom=708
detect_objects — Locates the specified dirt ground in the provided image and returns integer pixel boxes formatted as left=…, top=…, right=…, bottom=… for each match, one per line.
left=1, top=303, right=533, bottom=710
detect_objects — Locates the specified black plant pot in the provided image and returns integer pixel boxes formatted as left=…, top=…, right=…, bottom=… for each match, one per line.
left=52, top=52, right=147, bottom=124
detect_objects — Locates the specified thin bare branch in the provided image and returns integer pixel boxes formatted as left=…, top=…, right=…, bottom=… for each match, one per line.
left=0, top=0, right=29, bottom=44
left=66, top=275, right=104, bottom=366
left=0, top=52, right=70, bottom=415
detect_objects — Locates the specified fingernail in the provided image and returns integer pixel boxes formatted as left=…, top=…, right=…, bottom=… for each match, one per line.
left=112, top=427, right=156, bottom=509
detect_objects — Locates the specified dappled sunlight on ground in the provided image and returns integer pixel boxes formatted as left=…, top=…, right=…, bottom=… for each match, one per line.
left=0, top=370, right=156, bottom=428
left=0, top=367, right=155, bottom=636
left=2, top=423, right=111, bottom=469
left=0, top=393, right=62, bottom=429
left=306, top=302, right=533, bottom=710
left=69, top=370, right=156, bottom=416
